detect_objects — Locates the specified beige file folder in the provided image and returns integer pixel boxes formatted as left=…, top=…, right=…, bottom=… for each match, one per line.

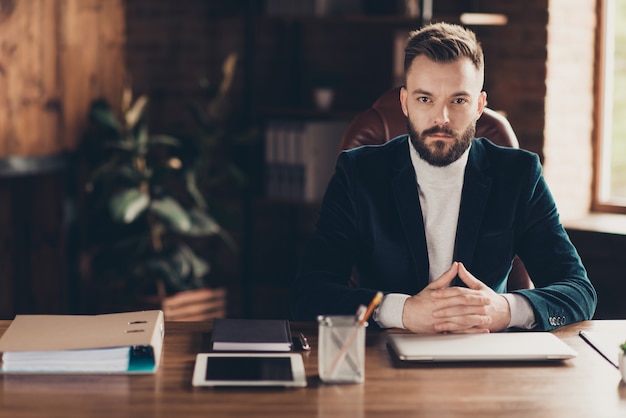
left=0, top=310, right=164, bottom=373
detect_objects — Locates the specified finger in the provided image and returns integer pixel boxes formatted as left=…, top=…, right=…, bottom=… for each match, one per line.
left=457, top=262, right=485, bottom=290
left=441, top=327, right=491, bottom=334
left=427, top=262, right=459, bottom=289
left=431, top=287, right=490, bottom=305
left=432, top=303, right=490, bottom=319
left=433, top=315, right=492, bottom=333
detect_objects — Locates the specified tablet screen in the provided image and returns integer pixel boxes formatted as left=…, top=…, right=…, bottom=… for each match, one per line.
left=192, top=353, right=307, bottom=387
left=205, top=356, right=293, bottom=381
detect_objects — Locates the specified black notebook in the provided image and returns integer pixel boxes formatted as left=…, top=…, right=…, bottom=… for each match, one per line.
left=211, top=319, right=293, bottom=352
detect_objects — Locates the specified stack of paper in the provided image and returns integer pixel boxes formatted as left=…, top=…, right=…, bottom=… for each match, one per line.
left=2, top=347, right=131, bottom=373
left=0, top=310, right=164, bottom=374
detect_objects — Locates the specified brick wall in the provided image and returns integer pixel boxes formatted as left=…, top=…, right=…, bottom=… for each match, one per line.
left=544, top=0, right=596, bottom=220
left=434, top=1, right=549, bottom=157
left=437, top=0, right=596, bottom=220
left=125, top=0, right=249, bottom=136
left=125, top=1, right=555, bottom=150
left=124, top=0, right=584, bottom=172
left=123, top=0, right=606, bottom=318
left=124, top=1, right=554, bottom=154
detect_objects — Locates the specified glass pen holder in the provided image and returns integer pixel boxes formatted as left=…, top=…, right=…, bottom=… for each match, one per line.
left=317, top=315, right=367, bottom=383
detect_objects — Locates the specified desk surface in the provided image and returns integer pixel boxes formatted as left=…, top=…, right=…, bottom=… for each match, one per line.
left=0, top=319, right=625, bottom=418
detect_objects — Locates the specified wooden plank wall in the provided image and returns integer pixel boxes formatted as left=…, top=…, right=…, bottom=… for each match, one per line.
left=0, top=0, right=126, bottom=157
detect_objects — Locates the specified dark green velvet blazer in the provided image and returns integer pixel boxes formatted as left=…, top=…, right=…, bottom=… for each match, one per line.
left=291, top=136, right=597, bottom=331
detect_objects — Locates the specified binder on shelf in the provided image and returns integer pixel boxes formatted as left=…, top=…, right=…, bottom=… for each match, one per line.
left=265, top=120, right=281, bottom=199
left=0, top=310, right=165, bottom=374
left=300, top=120, right=347, bottom=202
left=264, top=119, right=348, bottom=202
left=211, top=318, right=293, bottom=352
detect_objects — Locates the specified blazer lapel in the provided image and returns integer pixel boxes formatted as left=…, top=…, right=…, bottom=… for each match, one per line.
left=454, top=141, right=492, bottom=281
left=391, top=137, right=430, bottom=289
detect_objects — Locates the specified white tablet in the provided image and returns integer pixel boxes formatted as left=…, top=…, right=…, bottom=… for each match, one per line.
left=191, top=353, right=307, bottom=387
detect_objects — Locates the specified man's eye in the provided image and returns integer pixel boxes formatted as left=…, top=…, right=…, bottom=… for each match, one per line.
left=453, top=98, right=467, bottom=104
left=417, top=97, right=430, bottom=103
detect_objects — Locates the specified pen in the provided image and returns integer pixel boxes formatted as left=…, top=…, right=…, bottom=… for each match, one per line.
left=327, top=292, right=383, bottom=378
left=579, top=330, right=619, bottom=369
left=298, top=332, right=311, bottom=351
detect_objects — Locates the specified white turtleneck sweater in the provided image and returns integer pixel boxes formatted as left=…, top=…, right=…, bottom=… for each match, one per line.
left=373, top=140, right=535, bottom=330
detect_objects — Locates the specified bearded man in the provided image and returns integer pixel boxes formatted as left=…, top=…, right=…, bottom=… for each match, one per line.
left=290, top=22, right=596, bottom=333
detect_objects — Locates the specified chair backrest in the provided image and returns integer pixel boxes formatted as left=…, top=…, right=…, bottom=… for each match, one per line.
left=340, top=86, right=519, bottom=150
left=339, top=87, right=533, bottom=291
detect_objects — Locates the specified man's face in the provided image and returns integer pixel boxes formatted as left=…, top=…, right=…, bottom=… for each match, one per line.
left=400, top=55, right=486, bottom=166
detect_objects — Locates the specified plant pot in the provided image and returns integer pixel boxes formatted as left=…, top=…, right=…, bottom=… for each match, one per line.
left=140, top=287, right=228, bottom=321
left=98, top=285, right=228, bottom=321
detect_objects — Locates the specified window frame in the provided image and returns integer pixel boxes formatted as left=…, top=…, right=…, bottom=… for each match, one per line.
left=593, top=0, right=626, bottom=214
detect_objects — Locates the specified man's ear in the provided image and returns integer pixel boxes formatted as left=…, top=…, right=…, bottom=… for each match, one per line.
left=477, top=91, right=487, bottom=118
left=400, top=86, right=409, bottom=117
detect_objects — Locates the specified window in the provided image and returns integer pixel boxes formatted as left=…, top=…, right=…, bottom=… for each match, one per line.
left=595, top=0, right=626, bottom=213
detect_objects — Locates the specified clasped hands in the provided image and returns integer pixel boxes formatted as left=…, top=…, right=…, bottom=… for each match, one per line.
left=402, top=261, right=511, bottom=334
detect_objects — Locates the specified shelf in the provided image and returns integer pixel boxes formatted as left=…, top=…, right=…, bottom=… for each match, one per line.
left=258, top=13, right=460, bottom=26
left=258, top=106, right=359, bottom=121
left=0, top=153, right=69, bottom=178
left=261, top=14, right=421, bottom=25
left=257, top=196, right=324, bottom=208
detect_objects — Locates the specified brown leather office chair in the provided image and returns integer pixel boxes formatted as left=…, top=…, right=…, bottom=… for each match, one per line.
left=340, top=87, right=533, bottom=291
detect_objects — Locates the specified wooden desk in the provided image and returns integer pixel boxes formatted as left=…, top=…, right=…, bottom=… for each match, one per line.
left=1, top=320, right=625, bottom=417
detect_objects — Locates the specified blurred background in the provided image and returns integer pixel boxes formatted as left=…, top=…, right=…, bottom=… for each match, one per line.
left=0, top=0, right=624, bottom=322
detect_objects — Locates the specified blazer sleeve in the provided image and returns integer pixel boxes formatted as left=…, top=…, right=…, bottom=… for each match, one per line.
left=290, top=151, right=381, bottom=323
left=511, top=154, right=597, bottom=330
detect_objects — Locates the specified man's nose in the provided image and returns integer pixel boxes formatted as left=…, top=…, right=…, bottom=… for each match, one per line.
left=432, top=104, right=450, bottom=126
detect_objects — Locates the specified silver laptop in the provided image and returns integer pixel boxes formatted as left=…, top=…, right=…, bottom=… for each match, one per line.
left=387, top=332, right=577, bottom=362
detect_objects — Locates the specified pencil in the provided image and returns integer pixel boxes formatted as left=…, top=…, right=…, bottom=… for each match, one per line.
left=358, top=292, right=383, bottom=325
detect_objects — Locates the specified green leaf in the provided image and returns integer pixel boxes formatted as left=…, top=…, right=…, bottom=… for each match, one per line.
left=150, top=196, right=191, bottom=232
left=142, top=243, right=209, bottom=292
left=186, top=208, right=221, bottom=236
left=125, top=95, right=148, bottom=130
left=102, top=140, right=139, bottom=153
left=188, top=102, right=210, bottom=127
left=218, top=228, right=238, bottom=253
left=89, top=163, right=141, bottom=192
left=149, top=134, right=182, bottom=148
left=88, top=157, right=124, bottom=183
left=136, top=124, right=149, bottom=155
left=90, top=102, right=122, bottom=133
left=110, top=188, right=150, bottom=224
left=184, top=170, right=207, bottom=209
left=140, top=258, right=181, bottom=289
left=179, top=243, right=210, bottom=280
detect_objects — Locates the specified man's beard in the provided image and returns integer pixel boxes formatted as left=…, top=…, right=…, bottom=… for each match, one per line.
left=408, top=119, right=475, bottom=167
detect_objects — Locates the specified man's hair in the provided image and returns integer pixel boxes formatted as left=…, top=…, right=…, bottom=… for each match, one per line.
left=404, top=22, right=484, bottom=74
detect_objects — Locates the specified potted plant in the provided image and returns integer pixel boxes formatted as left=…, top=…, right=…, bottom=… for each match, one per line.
left=80, top=53, right=249, bottom=321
